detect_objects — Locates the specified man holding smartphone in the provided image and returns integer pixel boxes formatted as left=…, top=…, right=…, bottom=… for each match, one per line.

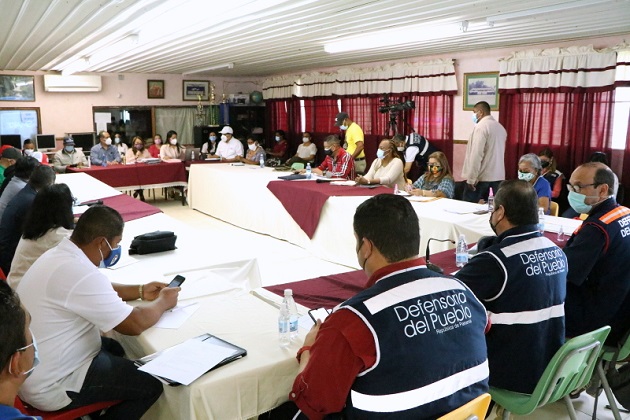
left=16, top=205, right=179, bottom=420
left=268, top=195, right=489, bottom=419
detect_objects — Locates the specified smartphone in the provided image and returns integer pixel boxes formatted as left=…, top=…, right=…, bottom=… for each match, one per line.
left=168, top=275, right=185, bottom=288
left=308, top=308, right=332, bottom=323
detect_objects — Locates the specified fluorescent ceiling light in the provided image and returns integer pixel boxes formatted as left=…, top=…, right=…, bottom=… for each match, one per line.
left=182, top=62, right=234, bottom=74
left=325, top=22, right=466, bottom=53
left=486, top=0, right=611, bottom=23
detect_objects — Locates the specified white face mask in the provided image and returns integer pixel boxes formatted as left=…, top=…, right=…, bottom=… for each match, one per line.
left=104, top=138, right=112, bottom=145
left=248, top=144, right=257, bottom=151
left=221, top=135, right=227, bottom=142
left=24, top=149, right=34, bottom=156
left=397, top=146, right=405, bottom=152
left=114, top=137, right=121, bottom=144
left=170, top=138, right=177, bottom=145
left=302, top=137, right=310, bottom=143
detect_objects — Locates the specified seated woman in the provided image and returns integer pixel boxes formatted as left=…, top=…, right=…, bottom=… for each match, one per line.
left=237, top=135, right=266, bottom=165
left=518, top=153, right=551, bottom=214
left=355, top=139, right=406, bottom=190
left=285, top=131, right=317, bottom=167
left=126, top=136, right=152, bottom=201
left=538, top=147, right=564, bottom=199
left=7, top=183, right=74, bottom=289
left=148, top=134, right=162, bottom=158
left=201, top=131, right=218, bottom=156
left=266, top=129, right=289, bottom=160
left=160, top=130, right=186, bottom=162
left=410, top=151, right=455, bottom=198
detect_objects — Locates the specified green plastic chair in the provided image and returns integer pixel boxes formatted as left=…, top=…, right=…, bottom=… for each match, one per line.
left=590, top=329, right=630, bottom=420
left=490, top=326, right=611, bottom=420
left=290, top=162, right=304, bottom=171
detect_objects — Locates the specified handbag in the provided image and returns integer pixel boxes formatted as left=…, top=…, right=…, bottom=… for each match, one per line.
left=129, top=231, right=177, bottom=255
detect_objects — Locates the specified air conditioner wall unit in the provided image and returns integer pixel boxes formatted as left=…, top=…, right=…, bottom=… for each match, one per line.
left=44, top=75, right=102, bottom=92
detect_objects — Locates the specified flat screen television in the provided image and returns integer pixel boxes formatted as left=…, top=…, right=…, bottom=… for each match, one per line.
left=0, top=134, right=23, bottom=149
left=36, top=134, right=56, bottom=150
left=67, top=132, right=95, bottom=153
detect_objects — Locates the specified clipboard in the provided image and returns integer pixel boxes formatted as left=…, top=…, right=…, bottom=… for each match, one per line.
left=134, top=333, right=247, bottom=386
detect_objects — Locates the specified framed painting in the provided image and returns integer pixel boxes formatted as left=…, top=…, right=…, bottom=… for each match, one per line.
left=463, top=72, right=499, bottom=111
left=147, top=80, right=165, bottom=99
left=0, top=75, right=35, bottom=101
left=183, top=80, right=209, bottom=101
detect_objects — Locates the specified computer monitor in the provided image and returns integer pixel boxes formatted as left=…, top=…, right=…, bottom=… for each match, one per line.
left=67, top=132, right=95, bottom=153
left=0, top=134, right=23, bottom=149
left=36, top=134, right=56, bottom=150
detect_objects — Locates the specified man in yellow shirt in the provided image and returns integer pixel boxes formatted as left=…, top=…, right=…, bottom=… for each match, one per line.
left=335, top=112, right=366, bottom=174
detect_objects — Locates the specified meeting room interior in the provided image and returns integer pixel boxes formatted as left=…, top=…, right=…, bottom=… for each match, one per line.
left=1, top=1, right=630, bottom=419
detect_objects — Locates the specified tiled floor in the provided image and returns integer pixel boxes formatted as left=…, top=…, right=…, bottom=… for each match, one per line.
left=151, top=196, right=630, bottom=420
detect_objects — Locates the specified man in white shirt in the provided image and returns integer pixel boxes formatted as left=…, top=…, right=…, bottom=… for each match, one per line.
left=461, top=101, right=507, bottom=203
left=17, top=205, right=179, bottom=419
left=212, top=126, right=243, bottom=162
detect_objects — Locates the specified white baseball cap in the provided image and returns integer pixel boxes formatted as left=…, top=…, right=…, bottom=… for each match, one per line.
left=219, top=126, right=233, bottom=134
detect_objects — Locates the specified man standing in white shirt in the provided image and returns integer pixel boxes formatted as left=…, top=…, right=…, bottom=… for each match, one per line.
left=461, top=101, right=507, bottom=202
left=212, top=126, right=243, bottom=162
left=17, top=205, right=179, bottom=419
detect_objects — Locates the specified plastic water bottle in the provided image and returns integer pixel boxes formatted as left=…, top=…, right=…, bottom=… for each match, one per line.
left=87, top=156, right=91, bottom=168
left=259, top=155, right=265, bottom=168
left=305, top=163, right=311, bottom=179
left=538, top=208, right=545, bottom=234
left=455, top=234, right=468, bottom=268
left=191, top=150, right=195, bottom=160
left=278, top=292, right=291, bottom=347
left=487, top=187, right=494, bottom=212
left=285, top=289, right=299, bottom=340
left=557, top=225, right=565, bottom=242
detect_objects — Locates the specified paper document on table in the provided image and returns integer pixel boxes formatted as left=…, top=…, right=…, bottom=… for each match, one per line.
left=153, top=302, right=200, bottom=329
left=138, top=338, right=236, bottom=385
left=330, top=180, right=356, bottom=186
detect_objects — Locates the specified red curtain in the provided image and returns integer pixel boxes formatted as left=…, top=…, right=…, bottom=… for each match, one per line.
left=499, top=89, right=614, bottom=180
left=265, top=99, right=290, bottom=148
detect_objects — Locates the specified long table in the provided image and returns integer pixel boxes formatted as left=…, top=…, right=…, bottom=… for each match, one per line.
left=67, top=162, right=187, bottom=190
left=189, top=164, right=523, bottom=268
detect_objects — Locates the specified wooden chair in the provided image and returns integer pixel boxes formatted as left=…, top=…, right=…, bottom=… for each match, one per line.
left=437, top=393, right=491, bottom=420
left=550, top=201, right=559, bottom=217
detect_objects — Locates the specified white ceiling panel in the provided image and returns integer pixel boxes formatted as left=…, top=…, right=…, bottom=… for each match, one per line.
left=0, top=0, right=628, bottom=77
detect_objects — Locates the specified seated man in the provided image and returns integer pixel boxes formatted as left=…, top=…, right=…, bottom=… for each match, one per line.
left=90, top=131, right=121, bottom=166
left=0, top=147, right=20, bottom=185
left=0, top=281, right=40, bottom=420
left=52, top=137, right=87, bottom=173
left=211, top=126, right=243, bottom=162
left=16, top=205, right=179, bottom=419
left=276, top=194, right=489, bottom=419
left=307, top=135, right=355, bottom=180
left=563, top=162, right=630, bottom=344
left=22, top=140, right=49, bottom=164
left=0, top=157, right=39, bottom=221
left=455, top=180, right=566, bottom=394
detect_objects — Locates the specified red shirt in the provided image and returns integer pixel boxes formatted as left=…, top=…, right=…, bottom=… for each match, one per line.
left=148, top=144, right=160, bottom=158
left=316, top=148, right=355, bottom=180
left=290, top=258, right=425, bottom=419
left=273, top=140, right=288, bottom=158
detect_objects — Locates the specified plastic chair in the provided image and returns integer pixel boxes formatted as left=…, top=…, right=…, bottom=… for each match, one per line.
left=490, top=326, right=611, bottom=420
left=290, top=162, right=304, bottom=171
left=550, top=201, right=559, bottom=217
left=590, top=329, right=630, bottom=420
left=15, top=397, right=122, bottom=420
left=437, top=393, right=491, bottom=420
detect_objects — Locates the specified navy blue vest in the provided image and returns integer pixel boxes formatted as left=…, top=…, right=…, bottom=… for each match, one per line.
left=339, top=266, right=488, bottom=419
left=478, top=227, right=566, bottom=393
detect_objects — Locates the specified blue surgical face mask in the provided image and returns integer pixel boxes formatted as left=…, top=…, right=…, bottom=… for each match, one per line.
left=568, top=191, right=596, bottom=214
left=518, top=171, right=535, bottom=182
left=64, top=146, right=74, bottom=153
left=340, top=125, right=348, bottom=131
left=376, top=149, right=386, bottom=159
left=10, top=329, right=40, bottom=378
left=99, top=238, right=121, bottom=268
left=210, top=136, right=216, bottom=142
left=472, top=113, right=479, bottom=124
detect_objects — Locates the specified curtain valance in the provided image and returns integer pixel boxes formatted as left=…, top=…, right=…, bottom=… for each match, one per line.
left=262, top=59, right=457, bottom=99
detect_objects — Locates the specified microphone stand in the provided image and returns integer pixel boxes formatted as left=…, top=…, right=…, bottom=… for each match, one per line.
left=426, top=238, right=456, bottom=274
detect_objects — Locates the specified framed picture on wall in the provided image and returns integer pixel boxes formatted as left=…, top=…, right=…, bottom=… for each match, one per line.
left=182, top=80, right=209, bottom=101
left=463, top=72, right=499, bottom=111
left=0, top=75, right=35, bottom=101
left=147, top=80, right=165, bottom=99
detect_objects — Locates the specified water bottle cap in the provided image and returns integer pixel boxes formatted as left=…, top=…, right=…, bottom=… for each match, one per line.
left=459, top=234, right=465, bottom=239
left=284, top=289, right=293, bottom=296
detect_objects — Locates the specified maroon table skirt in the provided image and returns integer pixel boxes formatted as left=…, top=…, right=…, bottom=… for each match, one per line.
left=76, top=194, right=161, bottom=222
left=68, top=162, right=186, bottom=188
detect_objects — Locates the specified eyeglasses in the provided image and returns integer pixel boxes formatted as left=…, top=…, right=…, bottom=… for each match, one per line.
left=567, top=183, right=598, bottom=194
